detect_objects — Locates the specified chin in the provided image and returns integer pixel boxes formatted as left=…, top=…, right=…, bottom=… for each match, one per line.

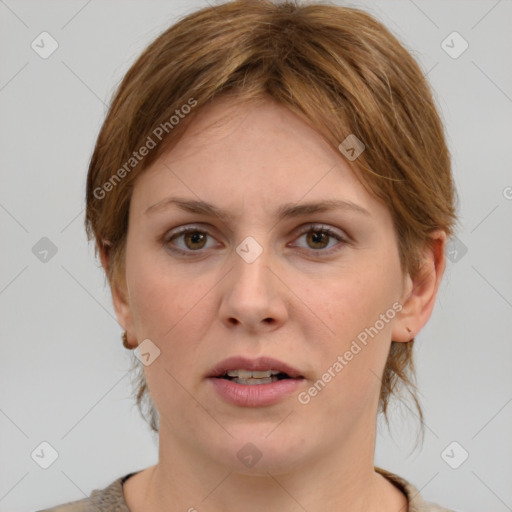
left=206, top=428, right=311, bottom=476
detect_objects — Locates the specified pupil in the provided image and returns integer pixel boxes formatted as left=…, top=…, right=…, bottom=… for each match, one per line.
left=309, top=231, right=328, bottom=249
left=186, top=232, right=206, bottom=249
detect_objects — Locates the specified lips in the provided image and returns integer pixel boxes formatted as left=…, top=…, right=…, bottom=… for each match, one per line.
left=207, top=356, right=304, bottom=380
left=207, top=356, right=306, bottom=407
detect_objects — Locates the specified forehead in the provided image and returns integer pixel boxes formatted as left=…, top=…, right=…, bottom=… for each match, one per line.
left=130, top=96, right=384, bottom=221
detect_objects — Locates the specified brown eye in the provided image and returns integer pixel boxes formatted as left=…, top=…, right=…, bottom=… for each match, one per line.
left=306, top=230, right=330, bottom=250
left=165, top=227, right=216, bottom=254
left=183, top=231, right=207, bottom=250
left=292, top=225, right=348, bottom=255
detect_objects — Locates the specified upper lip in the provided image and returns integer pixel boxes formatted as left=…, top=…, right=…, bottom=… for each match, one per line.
left=207, top=356, right=304, bottom=379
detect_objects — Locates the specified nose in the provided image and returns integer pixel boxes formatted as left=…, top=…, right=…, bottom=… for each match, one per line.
left=218, top=241, right=289, bottom=333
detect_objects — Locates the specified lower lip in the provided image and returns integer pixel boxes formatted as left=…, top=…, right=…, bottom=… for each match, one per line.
left=208, top=377, right=304, bottom=407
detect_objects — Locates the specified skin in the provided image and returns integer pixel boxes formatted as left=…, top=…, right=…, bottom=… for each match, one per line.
left=101, top=96, right=446, bottom=512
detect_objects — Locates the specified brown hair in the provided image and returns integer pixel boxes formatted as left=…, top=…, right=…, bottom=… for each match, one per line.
left=85, top=0, right=459, bottom=441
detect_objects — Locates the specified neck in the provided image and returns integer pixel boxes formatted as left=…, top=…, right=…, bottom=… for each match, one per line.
left=137, top=418, right=407, bottom=512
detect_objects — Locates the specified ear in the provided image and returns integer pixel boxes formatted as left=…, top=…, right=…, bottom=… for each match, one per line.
left=391, top=230, right=447, bottom=343
left=99, top=242, right=136, bottom=348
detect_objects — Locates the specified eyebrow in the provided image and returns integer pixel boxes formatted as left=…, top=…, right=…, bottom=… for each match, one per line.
left=144, top=196, right=371, bottom=221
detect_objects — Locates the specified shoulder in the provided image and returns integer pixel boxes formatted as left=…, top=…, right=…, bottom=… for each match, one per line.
left=375, top=466, right=462, bottom=512
left=35, top=473, right=135, bottom=512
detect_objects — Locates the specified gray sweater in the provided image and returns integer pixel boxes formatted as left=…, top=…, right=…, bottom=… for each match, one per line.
left=36, top=467, right=456, bottom=512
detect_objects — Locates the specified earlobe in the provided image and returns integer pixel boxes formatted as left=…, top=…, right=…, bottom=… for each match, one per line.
left=391, top=230, right=447, bottom=343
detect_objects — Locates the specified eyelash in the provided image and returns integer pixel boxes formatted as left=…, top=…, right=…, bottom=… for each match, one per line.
left=163, top=224, right=349, bottom=257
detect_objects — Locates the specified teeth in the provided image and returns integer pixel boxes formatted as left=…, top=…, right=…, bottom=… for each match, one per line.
left=226, top=369, right=281, bottom=378
left=233, top=377, right=276, bottom=385
left=252, top=370, right=273, bottom=378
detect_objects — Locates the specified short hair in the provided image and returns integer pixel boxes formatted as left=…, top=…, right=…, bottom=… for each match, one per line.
left=85, top=0, right=459, bottom=437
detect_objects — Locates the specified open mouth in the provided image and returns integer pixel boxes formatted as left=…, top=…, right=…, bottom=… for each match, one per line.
left=218, top=370, right=293, bottom=385
left=208, top=358, right=305, bottom=406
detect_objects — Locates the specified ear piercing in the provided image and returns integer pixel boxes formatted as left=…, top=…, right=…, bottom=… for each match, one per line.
left=122, top=330, right=133, bottom=350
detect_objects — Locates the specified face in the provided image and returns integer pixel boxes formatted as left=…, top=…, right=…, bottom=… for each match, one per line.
left=113, top=96, right=417, bottom=474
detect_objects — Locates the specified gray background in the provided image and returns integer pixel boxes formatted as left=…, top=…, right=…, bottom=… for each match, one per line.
left=1, top=1, right=511, bottom=511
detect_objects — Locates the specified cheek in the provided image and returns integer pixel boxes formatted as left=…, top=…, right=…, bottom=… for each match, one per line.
left=322, top=263, right=398, bottom=343
left=124, top=249, right=213, bottom=411
left=311, top=257, right=401, bottom=391
left=128, top=266, right=176, bottom=337
left=125, top=245, right=216, bottom=353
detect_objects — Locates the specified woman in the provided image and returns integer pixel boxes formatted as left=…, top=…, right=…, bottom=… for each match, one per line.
left=39, top=0, right=458, bottom=510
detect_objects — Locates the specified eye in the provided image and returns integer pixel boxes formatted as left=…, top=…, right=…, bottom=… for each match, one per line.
left=163, top=224, right=348, bottom=257
left=291, top=225, right=348, bottom=253
left=164, top=226, right=218, bottom=254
